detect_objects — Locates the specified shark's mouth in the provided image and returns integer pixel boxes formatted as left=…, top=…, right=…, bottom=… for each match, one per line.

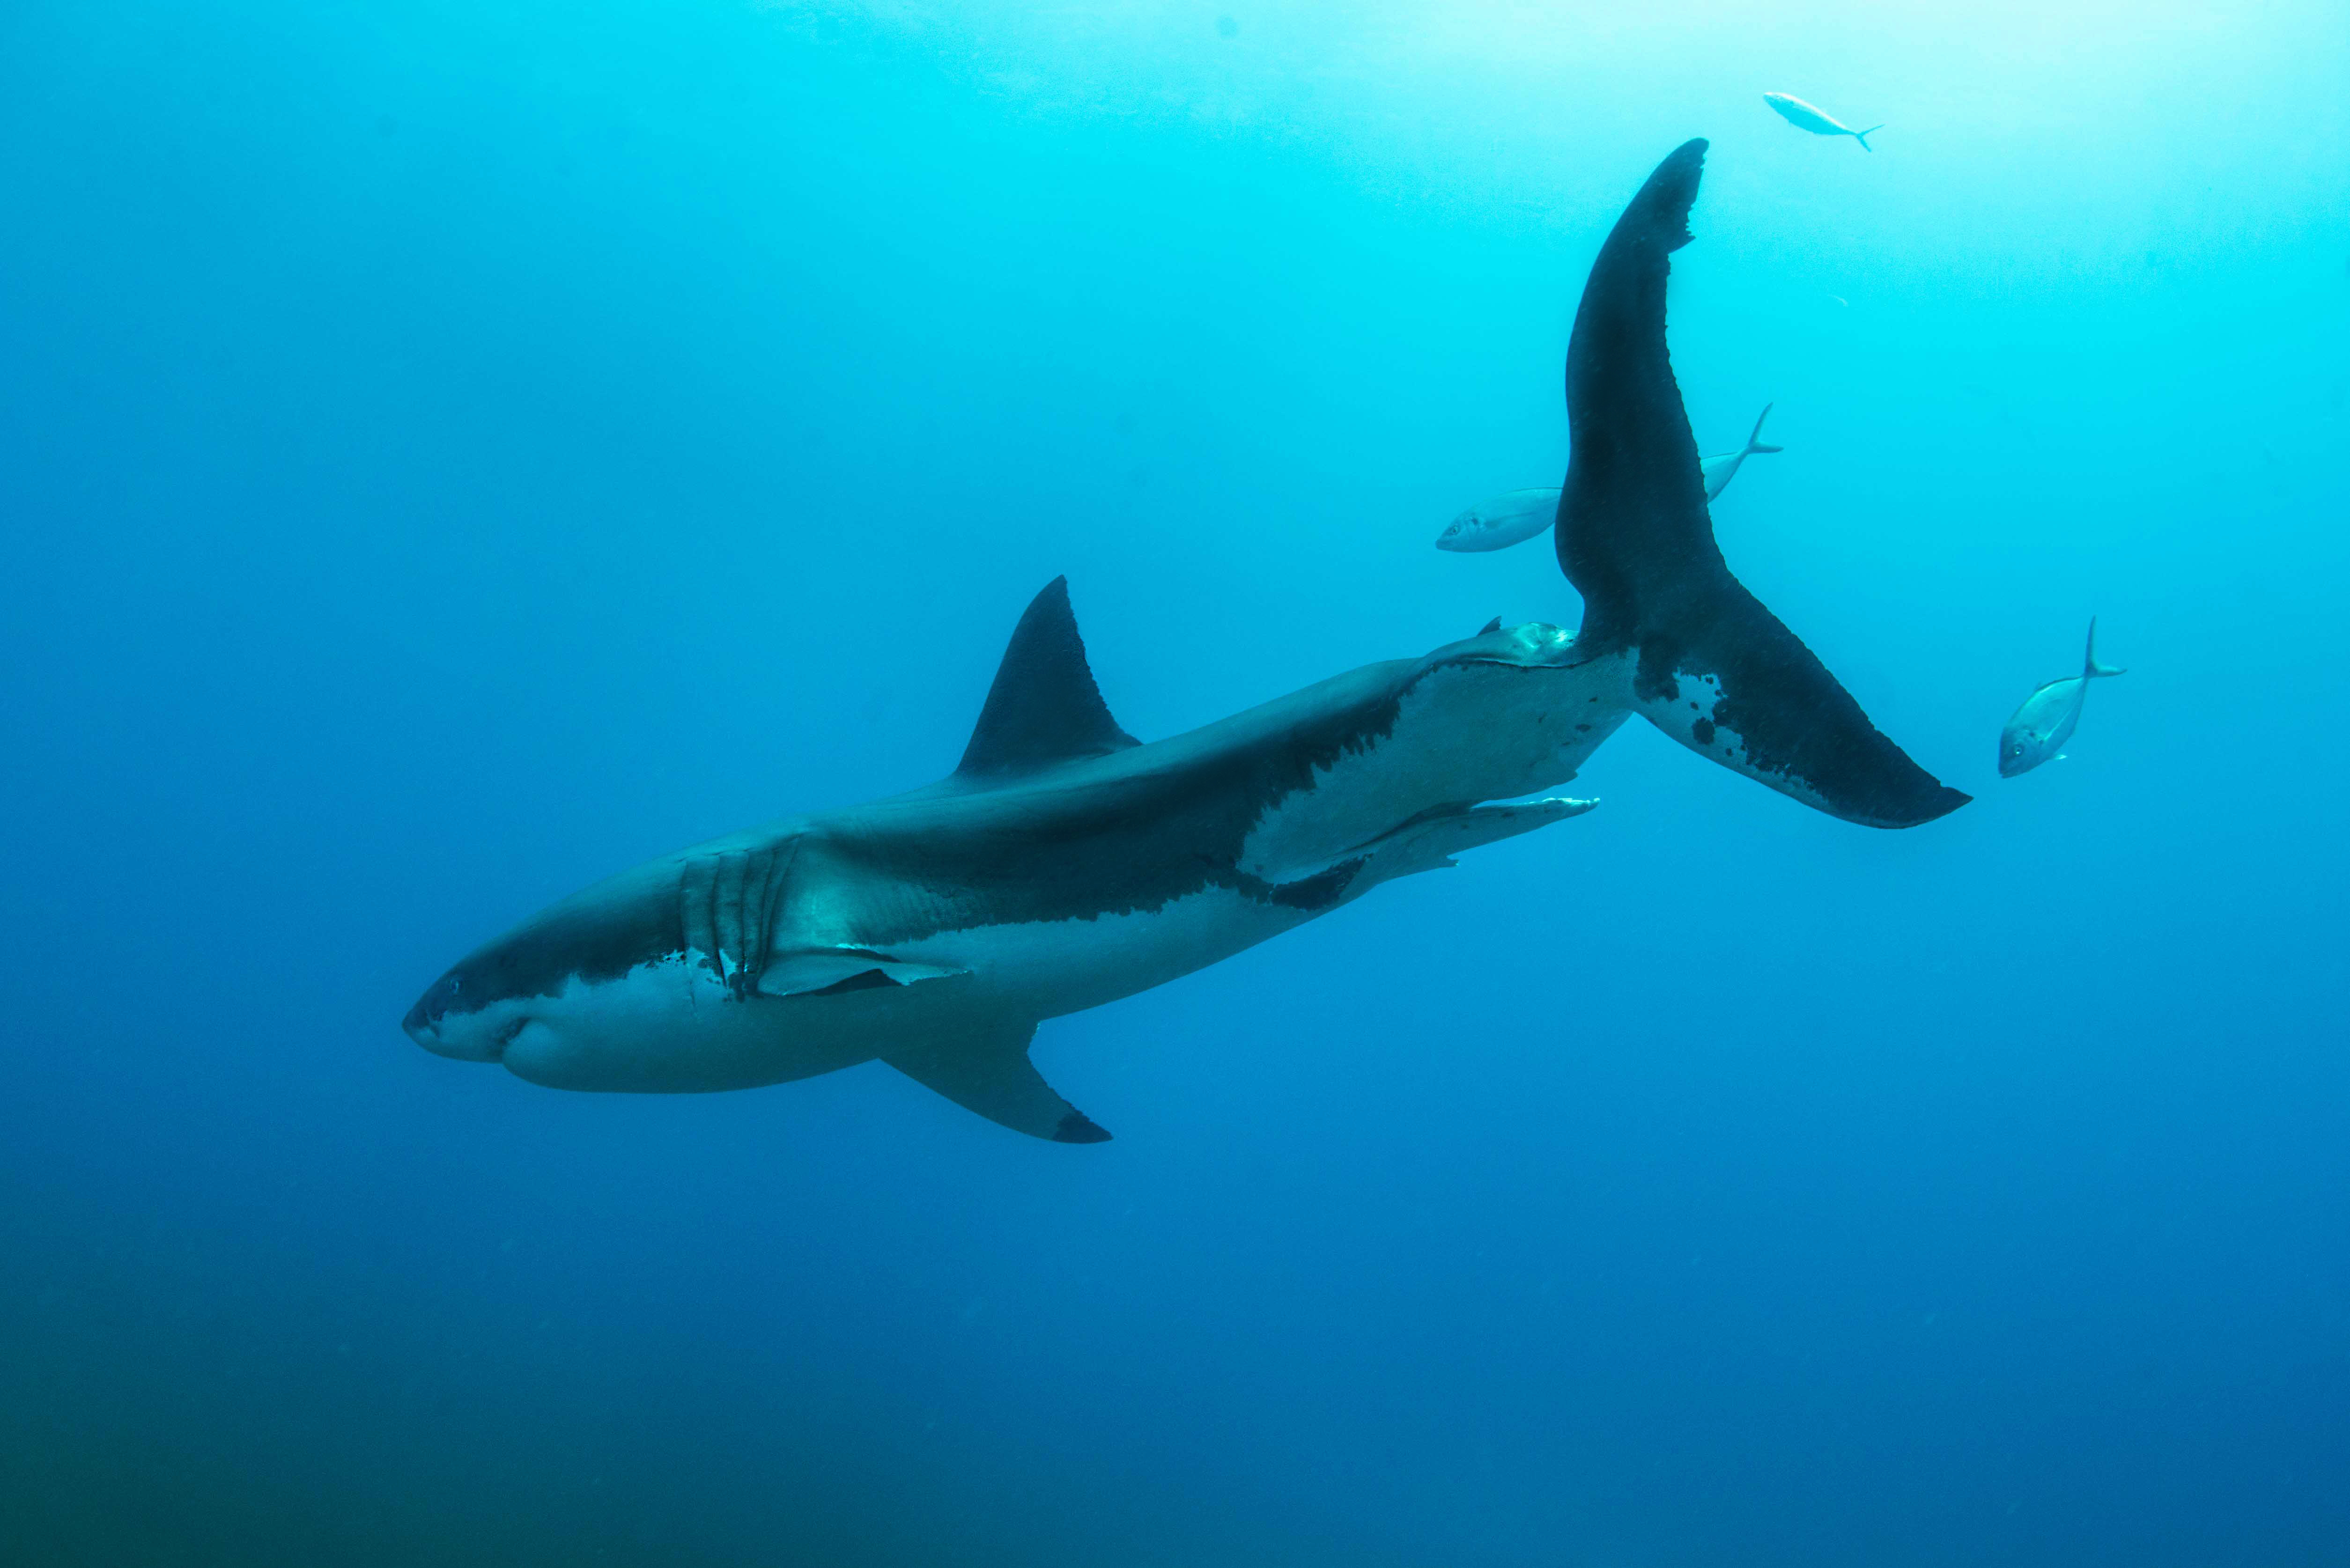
left=402, top=997, right=535, bottom=1064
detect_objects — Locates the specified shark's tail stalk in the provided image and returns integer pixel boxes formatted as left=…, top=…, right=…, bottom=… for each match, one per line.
left=2084, top=617, right=2126, bottom=679
left=1746, top=403, right=1783, bottom=456
left=1854, top=124, right=1883, bottom=151
left=1556, top=139, right=1967, bottom=829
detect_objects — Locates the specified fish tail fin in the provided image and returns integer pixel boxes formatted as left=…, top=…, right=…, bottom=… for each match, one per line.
left=1853, top=124, right=1883, bottom=151
left=1745, top=403, right=1782, bottom=455
left=2084, top=617, right=2126, bottom=678
left=1558, top=141, right=1967, bottom=830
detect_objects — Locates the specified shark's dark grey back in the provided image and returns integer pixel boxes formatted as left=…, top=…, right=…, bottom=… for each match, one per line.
left=1556, top=140, right=1966, bottom=829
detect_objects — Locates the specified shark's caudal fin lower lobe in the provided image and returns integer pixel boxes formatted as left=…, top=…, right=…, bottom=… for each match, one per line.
left=1556, top=140, right=1966, bottom=829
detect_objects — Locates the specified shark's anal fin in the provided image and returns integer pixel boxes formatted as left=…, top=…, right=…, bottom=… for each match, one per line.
left=954, top=578, right=1139, bottom=779
left=883, top=1024, right=1111, bottom=1144
left=1556, top=140, right=1967, bottom=830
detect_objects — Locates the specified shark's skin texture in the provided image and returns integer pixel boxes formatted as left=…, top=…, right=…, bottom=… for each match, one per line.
left=405, top=140, right=1966, bottom=1141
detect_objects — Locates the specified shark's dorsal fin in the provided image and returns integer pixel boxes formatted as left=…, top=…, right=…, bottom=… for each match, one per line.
left=956, top=577, right=1139, bottom=778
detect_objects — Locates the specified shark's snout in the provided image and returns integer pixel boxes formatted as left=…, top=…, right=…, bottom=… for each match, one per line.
left=402, top=970, right=511, bottom=1060
left=402, top=971, right=458, bottom=1041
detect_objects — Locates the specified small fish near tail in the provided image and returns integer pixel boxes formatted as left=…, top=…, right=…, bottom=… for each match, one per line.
left=1557, top=140, right=1966, bottom=829
left=2084, top=617, right=2126, bottom=679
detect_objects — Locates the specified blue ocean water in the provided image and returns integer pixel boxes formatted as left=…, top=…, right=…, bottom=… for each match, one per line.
left=3, top=1, right=2346, bottom=1562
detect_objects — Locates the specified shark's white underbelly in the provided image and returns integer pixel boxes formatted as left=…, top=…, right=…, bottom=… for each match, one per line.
left=496, top=883, right=1313, bottom=1094
left=496, top=953, right=872, bottom=1093
left=894, top=883, right=1315, bottom=1023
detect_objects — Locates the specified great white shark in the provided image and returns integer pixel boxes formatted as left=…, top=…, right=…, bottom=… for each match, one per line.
left=403, top=140, right=1968, bottom=1142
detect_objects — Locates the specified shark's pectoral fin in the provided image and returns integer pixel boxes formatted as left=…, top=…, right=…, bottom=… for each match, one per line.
left=758, top=947, right=971, bottom=999
left=883, top=1025, right=1110, bottom=1144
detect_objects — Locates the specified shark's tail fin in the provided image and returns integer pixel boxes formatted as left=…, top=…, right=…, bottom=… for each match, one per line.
left=2084, top=617, right=2126, bottom=679
left=1745, top=403, right=1783, bottom=456
left=1853, top=124, right=1883, bottom=151
left=1557, top=139, right=1966, bottom=829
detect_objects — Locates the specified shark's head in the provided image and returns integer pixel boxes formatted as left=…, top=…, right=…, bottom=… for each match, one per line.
left=402, top=944, right=543, bottom=1063
left=401, top=883, right=663, bottom=1066
left=399, top=846, right=857, bottom=1094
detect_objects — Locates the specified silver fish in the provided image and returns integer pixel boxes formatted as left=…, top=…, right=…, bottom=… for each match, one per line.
left=1763, top=92, right=1883, bottom=151
left=1435, top=406, right=1781, bottom=552
left=1999, top=619, right=2126, bottom=777
left=1434, top=487, right=1558, bottom=552
left=1701, top=404, right=1782, bottom=501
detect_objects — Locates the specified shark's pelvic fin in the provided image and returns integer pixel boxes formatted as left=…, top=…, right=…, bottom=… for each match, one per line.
left=884, top=1024, right=1112, bottom=1143
left=955, top=577, right=1140, bottom=779
left=1556, top=139, right=1967, bottom=829
left=1350, top=797, right=1600, bottom=886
